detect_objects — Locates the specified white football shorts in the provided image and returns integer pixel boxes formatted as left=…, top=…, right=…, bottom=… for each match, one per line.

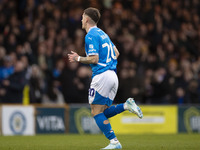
left=88, top=70, right=118, bottom=106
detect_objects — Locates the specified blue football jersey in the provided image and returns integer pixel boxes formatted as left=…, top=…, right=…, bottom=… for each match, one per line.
left=85, top=26, right=117, bottom=78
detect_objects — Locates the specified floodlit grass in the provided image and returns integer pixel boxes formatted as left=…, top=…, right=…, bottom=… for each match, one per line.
left=0, top=134, right=199, bottom=150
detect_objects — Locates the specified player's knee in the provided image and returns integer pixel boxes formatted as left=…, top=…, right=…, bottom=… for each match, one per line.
left=91, top=104, right=107, bottom=117
left=91, top=109, right=98, bottom=117
left=91, top=109, right=94, bottom=116
left=91, top=109, right=102, bottom=117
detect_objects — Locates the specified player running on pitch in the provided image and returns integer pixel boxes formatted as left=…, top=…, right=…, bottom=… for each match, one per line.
left=68, top=7, right=143, bottom=149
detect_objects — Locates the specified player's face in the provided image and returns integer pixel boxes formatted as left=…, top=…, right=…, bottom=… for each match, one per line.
left=81, top=13, right=87, bottom=29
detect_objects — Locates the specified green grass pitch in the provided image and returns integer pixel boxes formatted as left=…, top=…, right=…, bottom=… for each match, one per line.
left=0, top=134, right=199, bottom=150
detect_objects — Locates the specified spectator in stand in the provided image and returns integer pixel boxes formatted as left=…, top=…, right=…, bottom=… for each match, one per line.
left=0, top=46, right=6, bottom=66
left=74, top=66, right=91, bottom=103
left=42, top=80, right=65, bottom=105
left=151, top=67, right=169, bottom=104
left=52, top=58, right=65, bottom=79
left=28, top=64, right=44, bottom=103
left=0, top=56, right=14, bottom=82
left=0, top=60, right=26, bottom=103
left=175, top=87, right=186, bottom=104
left=59, top=61, right=80, bottom=103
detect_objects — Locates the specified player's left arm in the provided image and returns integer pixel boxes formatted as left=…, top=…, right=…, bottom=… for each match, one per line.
left=110, top=40, right=120, bottom=59
left=113, top=46, right=120, bottom=59
left=68, top=51, right=99, bottom=64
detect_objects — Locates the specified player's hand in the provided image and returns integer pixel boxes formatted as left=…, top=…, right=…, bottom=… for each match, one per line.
left=68, top=51, right=79, bottom=62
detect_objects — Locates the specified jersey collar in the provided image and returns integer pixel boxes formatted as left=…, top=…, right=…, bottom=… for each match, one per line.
left=88, top=26, right=97, bottom=32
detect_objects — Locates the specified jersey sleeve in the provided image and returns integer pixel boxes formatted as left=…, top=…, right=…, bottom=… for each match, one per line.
left=85, top=35, right=99, bottom=56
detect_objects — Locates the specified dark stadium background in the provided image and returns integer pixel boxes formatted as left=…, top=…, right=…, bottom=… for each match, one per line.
left=0, top=0, right=199, bottom=104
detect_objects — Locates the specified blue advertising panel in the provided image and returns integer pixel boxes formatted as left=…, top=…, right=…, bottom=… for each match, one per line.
left=178, top=106, right=200, bottom=133
left=36, top=107, right=66, bottom=134
left=69, top=105, right=101, bottom=134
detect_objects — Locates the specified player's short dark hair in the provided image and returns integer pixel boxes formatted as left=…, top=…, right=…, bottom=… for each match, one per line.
left=84, top=7, right=101, bottom=24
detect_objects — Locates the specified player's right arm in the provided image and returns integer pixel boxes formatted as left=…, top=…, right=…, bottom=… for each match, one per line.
left=79, top=55, right=99, bottom=64
left=68, top=51, right=99, bottom=64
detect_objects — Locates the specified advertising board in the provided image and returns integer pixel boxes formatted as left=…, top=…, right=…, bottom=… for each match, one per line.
left=178, top=106, right=200, bottom=133
left=2, top=105, right=35, bottom=135
left=109, top=105, right=178, bottom=134
left=36, top=107, right=66, bottom=134
left=69, top=105, right=101, bottom=134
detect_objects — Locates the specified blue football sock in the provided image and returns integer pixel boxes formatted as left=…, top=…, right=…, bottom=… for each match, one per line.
left=94, top=113, right=116, bottom=140
left=103, top=103, right=125, bottom=118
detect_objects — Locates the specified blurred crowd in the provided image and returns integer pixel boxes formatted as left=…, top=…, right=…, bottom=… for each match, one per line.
left=0, top=0, right=199, bottom=105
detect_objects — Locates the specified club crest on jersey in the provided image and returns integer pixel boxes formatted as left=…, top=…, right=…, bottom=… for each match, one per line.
left=89, top=44, right=94, bottom=49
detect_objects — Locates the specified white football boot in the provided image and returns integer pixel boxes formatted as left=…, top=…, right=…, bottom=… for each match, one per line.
left=125, top=98, right=143, bottom=119
left=101, top=142, right=122, bottom=149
